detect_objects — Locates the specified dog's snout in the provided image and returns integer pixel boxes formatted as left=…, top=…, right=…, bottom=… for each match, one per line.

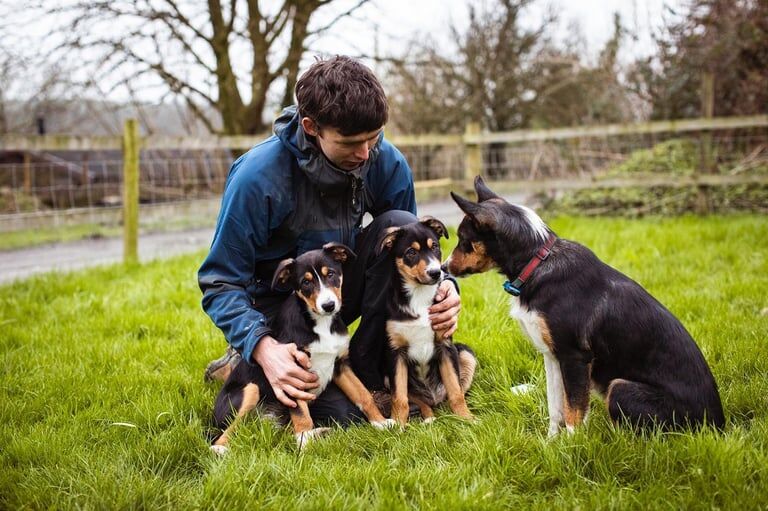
left=321, top=301, right=336, bottom=313
left=440, top=262, right=448, bottom=273
left=427, top=267, right=442, bottom=281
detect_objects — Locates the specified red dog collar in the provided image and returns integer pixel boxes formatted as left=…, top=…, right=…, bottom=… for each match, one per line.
left=503, top=234, right=557, bottom=296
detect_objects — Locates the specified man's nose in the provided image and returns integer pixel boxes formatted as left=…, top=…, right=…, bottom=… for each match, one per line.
left=353, top=142, right=370, bottom=161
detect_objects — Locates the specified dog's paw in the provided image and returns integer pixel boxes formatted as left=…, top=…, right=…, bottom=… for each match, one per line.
left=423, top=417, right=436, bottom=425
left=295, top=427, right=332, bottom=450
left=210, top=444, right=229, bottom=456
left=510, top=383, right=536, bottom=396
left=371, top=418, right=397, bottom=430
left=547, top=422, right=563, bottom=439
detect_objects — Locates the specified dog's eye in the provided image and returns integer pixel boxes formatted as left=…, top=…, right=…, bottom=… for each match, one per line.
left=460, top=240, right=473, bottom=253
left=405, top=248, right=417, bottom=258
left=301, top=279, right=312, bottom=289
left=326, top=269, right=335, bottom=278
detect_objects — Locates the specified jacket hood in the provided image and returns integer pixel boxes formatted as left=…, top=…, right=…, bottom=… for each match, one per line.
left=273, top=105, right=381, bottom=193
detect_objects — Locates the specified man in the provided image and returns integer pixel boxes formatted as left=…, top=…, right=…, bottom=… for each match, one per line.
left=199, top=55, right=466, bottom=425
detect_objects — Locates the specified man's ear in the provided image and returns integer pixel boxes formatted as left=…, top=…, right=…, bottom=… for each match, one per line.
left=378, top=226, right=401, bottom=255
left=301, top=117, right=319, bottom=137
left=419, top=216, right=449, bottom=239
left=474, top=175, right=502, bottom=202
left=271, top=258, right=296, bottom=290
left=450, top=192, right=499, bottom=230
left=323, top=242, right=357, bottom=263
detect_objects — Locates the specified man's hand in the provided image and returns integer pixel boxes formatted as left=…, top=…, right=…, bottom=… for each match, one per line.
left=252, top=335, right=319, bottom=408
left=429, top=280, right=461, bottom=339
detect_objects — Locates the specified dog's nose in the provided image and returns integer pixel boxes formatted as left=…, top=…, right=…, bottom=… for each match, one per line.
left=440, top=263, right=448, bottom=273
left=321, top=301, right=336, bottom=313
left=427, top=268, right=442, bottom=281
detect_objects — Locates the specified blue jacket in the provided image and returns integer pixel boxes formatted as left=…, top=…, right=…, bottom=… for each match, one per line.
left=198, top=106, right=416, bottom=364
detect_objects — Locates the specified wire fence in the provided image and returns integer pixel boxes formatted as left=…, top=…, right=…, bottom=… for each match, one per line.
left=1, top=116, right=767, bottom=232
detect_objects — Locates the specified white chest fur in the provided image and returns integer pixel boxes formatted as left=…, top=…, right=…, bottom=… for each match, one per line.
left=509, top=297, right=550, bottom=354
left=390, top=282, right=438, bottom=377
left=306, top=315, right=349, bottom=395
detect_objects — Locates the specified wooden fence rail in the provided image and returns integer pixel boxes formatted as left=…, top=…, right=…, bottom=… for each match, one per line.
left=2, top=115, right=767, bottom=152
left=2, top=114, right=767, bottom=262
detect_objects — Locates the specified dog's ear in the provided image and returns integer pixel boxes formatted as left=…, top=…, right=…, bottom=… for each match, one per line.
left=271, top=258, right=296, bottom=290
left=378, top=226, right=401, bottom=254
left=450, top=191, right=499, bottom=230
left=323, top=242, right=356, bottom=263
left=474, top=175, right=500, bottom=202
left=451, top=191, right=482, bottom=217
left=419, top=216, right=449, bottom=239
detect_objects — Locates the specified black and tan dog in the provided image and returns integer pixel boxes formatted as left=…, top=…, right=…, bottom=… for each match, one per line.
left=443, top=176, right=724, bottom=435
left=380, top=217, right=476, bottom=425
left=211, top=243, right=394, bottom=454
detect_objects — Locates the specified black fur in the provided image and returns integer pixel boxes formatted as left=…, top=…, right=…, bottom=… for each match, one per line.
left=381, top=217, right=475, bottom=422
left=445, top=176, right=724, bottom=431
left=211, top=243, right=354, bottom=442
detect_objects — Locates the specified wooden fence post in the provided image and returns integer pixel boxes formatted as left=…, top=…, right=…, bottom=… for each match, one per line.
left=22, top=152, right=32, bottom=193
left=697, top=71, right=715, bottom=213
left=122, top=119, right=140, bottom=264
left=463, top=122, right=482, bottom=183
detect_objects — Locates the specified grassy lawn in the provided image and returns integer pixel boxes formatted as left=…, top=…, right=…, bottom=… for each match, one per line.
left=0, top=218, right=216, bottom=251
left=1, top=215, right=767, bottom=509
left=0, top=224, right=123, bottom=251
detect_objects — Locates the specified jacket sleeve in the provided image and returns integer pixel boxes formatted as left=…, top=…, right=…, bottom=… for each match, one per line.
left=197, top=164, right=277, bottom=365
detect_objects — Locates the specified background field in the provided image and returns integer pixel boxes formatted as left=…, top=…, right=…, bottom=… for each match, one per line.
left=1, top=215, right=767, bottom=510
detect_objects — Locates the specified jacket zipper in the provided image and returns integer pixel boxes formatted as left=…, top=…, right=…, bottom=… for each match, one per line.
left=343, top=176, right=361, bottom=246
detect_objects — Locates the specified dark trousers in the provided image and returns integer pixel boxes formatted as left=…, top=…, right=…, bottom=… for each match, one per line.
left=257, top=210, right=418, bottom=427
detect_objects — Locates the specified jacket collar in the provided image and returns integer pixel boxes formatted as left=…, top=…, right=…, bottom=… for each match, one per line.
left=274, top=106, right=380, bottom=194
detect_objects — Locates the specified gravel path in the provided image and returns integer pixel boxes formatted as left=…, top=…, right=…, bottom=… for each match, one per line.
left=0, top=194, right=527, bottom=284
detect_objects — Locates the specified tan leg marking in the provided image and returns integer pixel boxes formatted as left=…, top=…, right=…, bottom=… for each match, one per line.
left=334, top=365, right=387, bottom=423
left=563, top=361, right=592, bottom=430
left=213, top=383, right=261, bottom=448
left=537, top=316, right=556, bottom=352
left=410, top=395, right=435, bottom=421
left=439, top=355, right=474, bottom=420
left=563, top=403, right=586, bottom=429
left=289, top=399, right=314, bottom=435
left=391, top=356, right=410, bottom=425
left=458, top=350, right=477, bottom=393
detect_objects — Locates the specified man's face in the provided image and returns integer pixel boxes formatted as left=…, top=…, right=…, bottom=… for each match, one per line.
left=301, top=117, right=382, bottom=171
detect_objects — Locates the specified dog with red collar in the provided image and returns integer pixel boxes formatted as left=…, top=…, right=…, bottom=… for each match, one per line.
left=443, top=176, right=724, bottom=435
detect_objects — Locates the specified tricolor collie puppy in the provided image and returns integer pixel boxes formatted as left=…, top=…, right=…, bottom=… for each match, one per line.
left=211, top=243, right=394, bottom=454
left=380, top=217, right=477, bottom=425
left=443, top=177, right=725, bottom=435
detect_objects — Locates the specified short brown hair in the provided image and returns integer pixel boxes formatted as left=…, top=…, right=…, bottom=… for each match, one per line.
left=295, top=55, right=388, bottom=136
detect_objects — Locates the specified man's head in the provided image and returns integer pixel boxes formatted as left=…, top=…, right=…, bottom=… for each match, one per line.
left=296, top=55, right=388, bottom=171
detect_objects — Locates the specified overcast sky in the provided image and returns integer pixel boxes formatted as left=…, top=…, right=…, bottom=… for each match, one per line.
left=2, top=0, right=685, bottom=105
left=313, top=0, right=682, bottom=66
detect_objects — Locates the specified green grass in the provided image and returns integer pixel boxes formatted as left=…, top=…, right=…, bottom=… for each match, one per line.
left=0, top=224, right=123, bottom=251
left=0, top=216, right=216, bottom=251
left=1, top=215, right=767, bottom=509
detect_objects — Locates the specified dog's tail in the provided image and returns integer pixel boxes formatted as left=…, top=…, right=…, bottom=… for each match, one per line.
left=454, top=343, right=477, bottom=393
